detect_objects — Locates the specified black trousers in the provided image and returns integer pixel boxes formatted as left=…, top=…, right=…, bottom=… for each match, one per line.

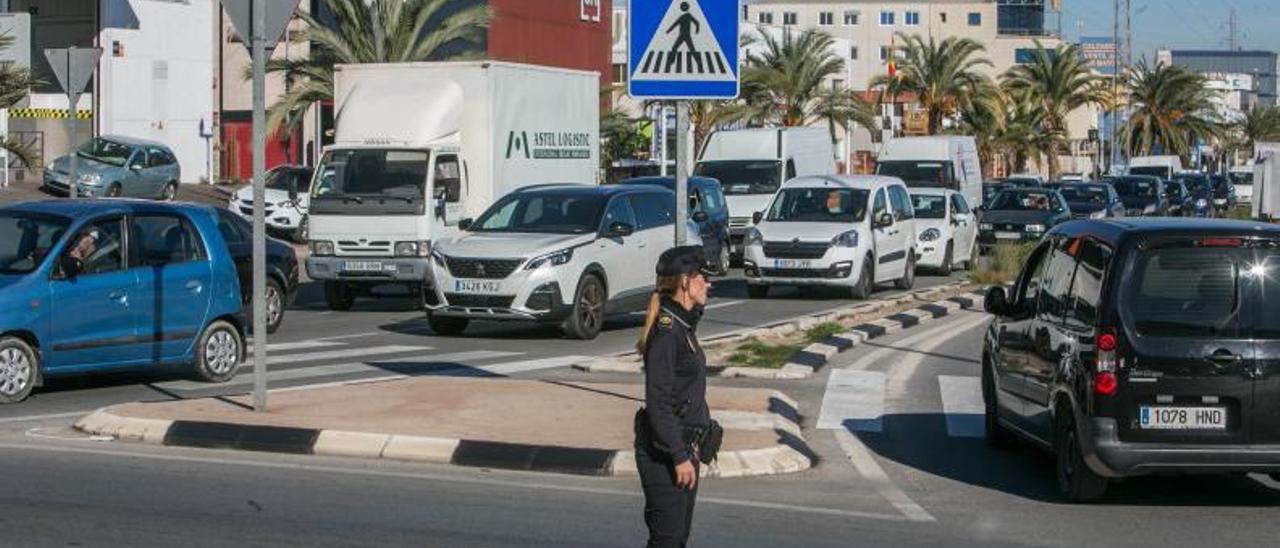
left=636, top=446, right=699, bottom=548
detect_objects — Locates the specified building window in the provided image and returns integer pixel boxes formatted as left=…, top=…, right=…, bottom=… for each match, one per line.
left=880, top=46, right=889, bottom=61
left=940, top=12, right=948, bottom=23
left=844, top=10, right=859, bottom=25
left=968, top=12, right=982, bottom=26
left=904, top=11, right=920, bottom=26
left=758, top=11, right=773, bottom=24
left=880, top=11, right=895, bottom=26
left=819, top=12, right=834, bottom=25
left=1015, top=48, right=1056, bottom=64
left=612, top=64, right=626, bottom=85
left=783, top=12, right=798, bottom=25
left=850, top=46, right=859, bottom=60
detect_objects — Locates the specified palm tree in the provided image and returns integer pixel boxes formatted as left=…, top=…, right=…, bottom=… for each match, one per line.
left=956, top=88, right=1043, bottom=177
left=1224, top=104, right=1280, bottom=161
left=0, top=33, right=39, bottom=166
left=263, top=0, right=490, bottom=136
left=811, top=87, right=878, bottom=149
left=869, top=32, right=993, bottom=135
left=1001, top=41, right=1109, bottom=180
left=738, top=30, right=846, bottom=127
left=1124, top=60, right=1221, bottom=159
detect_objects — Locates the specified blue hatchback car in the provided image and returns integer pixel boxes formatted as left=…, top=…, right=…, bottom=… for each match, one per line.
left=616, top=176, right=732, bottom=273
left=0, top=200, right=245, bottom=403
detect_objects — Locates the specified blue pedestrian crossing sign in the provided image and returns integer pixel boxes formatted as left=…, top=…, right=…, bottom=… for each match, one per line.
left=629, top=0, right=740, bottom=100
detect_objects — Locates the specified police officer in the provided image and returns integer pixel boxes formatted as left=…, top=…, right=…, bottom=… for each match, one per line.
left=634, top=245, right=713, bottom=548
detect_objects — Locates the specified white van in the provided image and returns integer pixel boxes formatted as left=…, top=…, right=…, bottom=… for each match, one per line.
left=1127, top=155, right=1184, bottom=180
left=742, top=175, right=917, bottom=299
left=1229, top=165, right=1254, bottom=203
left=875, top=136, right=982, bottom=207
left=694, top=127, right=834, bottom=256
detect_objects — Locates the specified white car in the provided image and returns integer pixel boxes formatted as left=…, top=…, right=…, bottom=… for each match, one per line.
left=229, top=165, right=312, bottom=243
left=426, top=184, right=702, bottom=340
left=909, top=188, right=978, bottom=274
left=742, top=175, right=917, bottom=299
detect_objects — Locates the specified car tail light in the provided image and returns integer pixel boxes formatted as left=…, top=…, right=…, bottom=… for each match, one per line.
left=1095, top=327, right=1118, bottom=396
left=1199, top=237, right=1242, bottom=248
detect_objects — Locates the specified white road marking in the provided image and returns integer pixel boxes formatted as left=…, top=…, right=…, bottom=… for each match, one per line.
left=0, top=442, right=911, bottom=522
left=315, top=331, right=382, bottom=341
left=240, top=345, right=432, bottom=369
left=247, top=340, right=344, bottom=353
left=157, top=350, right=523, bottom=391
left=703, top=300, right=744, bottom=310
left=884, top=313, right=992, bottom=402
left=817, top=370, right=885, bottom=432
left=472, top=355, right=594, bottom=376
left=0, top=411, right=93, bottom=424
left=938, top=375, right=985, bottom=438
left=834, top=429, right=935, bottom=522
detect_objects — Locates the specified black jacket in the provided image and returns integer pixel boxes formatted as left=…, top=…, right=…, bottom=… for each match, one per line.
left=641, top=298, right=710, bottom=464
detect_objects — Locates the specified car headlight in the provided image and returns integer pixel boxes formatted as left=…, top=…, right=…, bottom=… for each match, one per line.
left=979, top=223, right=994, bottom=231
left=1214, top=198, right=1227, bottom=204
left=395, top=241, right=431, bottom=257
left=1025, top=224, right=1046, bottom=233
left=525, top=247, right=574, bottom=270
left=1143, top=204, right=1157, bottom=214
left=1090, top=210, right=1108, bottom=219
left=311, top=240, right=335, bottom=256
left=276, top=199, right=298, bottom=208
left=1195, top=198, right=1209, bottom=208
left=746, top=227, right=764, bottom=247
left=77, top=173, right=101, bottom=185
left=919, top=228, right=941, bottom=242
left=831, top=230, right=860, bottom=248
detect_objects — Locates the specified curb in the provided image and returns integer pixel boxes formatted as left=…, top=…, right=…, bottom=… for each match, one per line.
left=74, top=391, right=813, bottom=479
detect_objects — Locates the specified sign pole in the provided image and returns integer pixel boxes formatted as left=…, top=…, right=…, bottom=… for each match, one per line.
left=251, top=0, right=268, bottom=412
left=675, top=101, right=689, bottom=246
left=65, top=47, right=77, bottom=199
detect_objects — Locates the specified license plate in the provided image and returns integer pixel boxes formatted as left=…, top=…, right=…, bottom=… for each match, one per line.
left=1139, top=406, right=1227, bottom=430
left=343, top=261, right=384, bottom=272
left=994, top=231, right=1022, bottom=240
left=454, top=279, right=502, bottom=294
left=772, top=259, right=812, bottom=269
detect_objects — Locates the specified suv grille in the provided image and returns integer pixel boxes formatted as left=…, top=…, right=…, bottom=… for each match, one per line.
left=762, top=241, right=830, bottom=259
left=444, top=257, right=523, bottom=279
left=444, top=294, right=515, bottom=308
left=729, top=217, right=752, bottom=229
left=760, top=267, right=829, bottom=279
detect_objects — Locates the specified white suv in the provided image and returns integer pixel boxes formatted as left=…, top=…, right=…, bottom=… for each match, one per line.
left=909, top=188, right=978, bottom=274
left=742, top=175, right=917, bottom=299
left=426, top=184, right=702, bottom=339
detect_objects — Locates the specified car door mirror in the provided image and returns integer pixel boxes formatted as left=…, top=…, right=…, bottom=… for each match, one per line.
left=984, top=286, right=1008, bottom=316
left=606, top=222, right=635, bottom=238
left=874, top=212, right=894, bottom=228
left=130, top=163, right=143, bottom=172
left=751, top=211, right=763, bottom=225
left=457, top=218, right=473, bottom=231
left=692, top=211, right=708, bottom=223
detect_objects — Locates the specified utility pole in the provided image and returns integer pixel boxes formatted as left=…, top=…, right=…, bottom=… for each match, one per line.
left=1227, top=8, right=1238, bottom=51
left=1123, top=0, right=1133, bottom=163
left=1110, top=0, right=1120, bottom=172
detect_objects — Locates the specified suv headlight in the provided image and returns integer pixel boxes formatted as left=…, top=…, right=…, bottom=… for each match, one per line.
left=311, top=240, right=335, bottom=256
left=1195, top=198, right=1209, bottom=208
left=919, top=228, right=941, bottom=242
left=979, top=222, right=993, bottom=231
left=525, top=247, right=574, bottom=270
left=746, top=227, right=764, bottom=247
left=276, top=199, right=298, bottom=208
left=1024, top=224, right=1046, bottom=233
left=831, top=230, right=860, bottom=248
left=395, top=241, right=431, bottom=257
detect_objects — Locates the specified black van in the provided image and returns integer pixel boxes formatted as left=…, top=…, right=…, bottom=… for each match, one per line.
left=982, top=218, right=1280, bottom=501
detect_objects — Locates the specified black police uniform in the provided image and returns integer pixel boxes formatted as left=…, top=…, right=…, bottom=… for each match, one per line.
left=635, top=246, right=712, bottom=548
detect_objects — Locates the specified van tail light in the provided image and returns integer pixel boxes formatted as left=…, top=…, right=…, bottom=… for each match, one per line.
left=1094, top=327, right=1118, bottom=396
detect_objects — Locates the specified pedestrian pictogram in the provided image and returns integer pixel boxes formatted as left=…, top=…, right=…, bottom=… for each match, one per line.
left=629, top=0, right=740, bottom=99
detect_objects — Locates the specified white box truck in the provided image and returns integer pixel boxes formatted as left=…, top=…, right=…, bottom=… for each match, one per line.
left=305, top=61, right=600, bottom=311
left=874, top=136, right=983, bottom=207
left=1127, top=155, right=1184, bottom=180
left=694, top=127, right=834, bottom=256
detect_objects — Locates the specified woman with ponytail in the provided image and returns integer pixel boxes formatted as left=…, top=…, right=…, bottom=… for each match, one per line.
left=634, top=245, right=715, bottom=548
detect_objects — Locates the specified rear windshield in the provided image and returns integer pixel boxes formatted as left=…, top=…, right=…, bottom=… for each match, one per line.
left=989, top=190, right=1059, bottom=212
left=1127, top=247, right=1241, bottom=337
left=911, top=194, right=946, bottom=219
left=1059, top=185, right=1108, bottom=204
left=1112, top=178, right=1158, bottom=197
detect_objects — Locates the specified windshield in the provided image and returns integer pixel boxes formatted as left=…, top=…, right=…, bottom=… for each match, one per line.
left=875, top=161, right=956, bottom=189
left=265, top=168, right=308, bottom=192
left=1229, top=171, right=1253, bottom=185
left=1059, top=185, right=1109, bottom=205
left=767, top=187, right=868, bottom=223
left=470, top=193, right=606, bottom=234
left=911, top=194, right=947, bottom=219
left=694, top=160, right=781, bottom=196
left=1177, top=175, right=1212, bottom=196
left=1128, top=166, right=1169, bottom=178
left=312, top=149, right=428, bottom=200
left=76, top=138, right=134, bottom=167
left=1112, top=178, right=1158, bottom=198
left=983, top=184, right=1005, bottom=205
left=989, top=190, right=1059, bottom=212
left=0, top=212, right=70, bottom=274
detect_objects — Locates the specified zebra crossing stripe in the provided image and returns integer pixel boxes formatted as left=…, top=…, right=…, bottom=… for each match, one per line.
left=817, top=370, right=885, bottom=432
left=938, top=376, right=984, bottom=438
left=238, top=345, right=432, bottom=369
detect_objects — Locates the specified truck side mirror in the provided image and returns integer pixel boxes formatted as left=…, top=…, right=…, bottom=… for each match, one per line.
left=751, top=211, right=763, bottom=225
left=458, top=218, right=473, bottom=231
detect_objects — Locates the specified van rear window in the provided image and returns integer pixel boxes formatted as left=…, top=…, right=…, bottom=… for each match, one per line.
left=1128, top=248, right=1239, bottom=337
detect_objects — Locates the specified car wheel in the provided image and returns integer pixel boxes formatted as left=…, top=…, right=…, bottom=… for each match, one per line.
left=563, top=274, right=605, bottom=340
left=1055, top=405, right=1108, bottom=502
left=323, top=281, right=355, bottom=311
left=0, top=336, right=37, bottom=404
left=292, top=216, right=309, bottom=244
left=160, top=181, right=178, bottom=201
left=983, top=357, right=1016, bottom=449
left=894, top=252, right=916, bottom=290
left=747, top=284, right=769, bottom=299
left=427, top=314, right=469, bottom=336
left=966, top=240, right=979, bottom=270
left=263, top=278, right=285, bottom=334
left=716, top=240, right=732, bottom=275
left=193, top=320, right=242, bottom=383
left=939, top=241, right=954, bottom=276
left=851, top=260, right=873, bottom=300
left=106, top=183, right=122, bottom=198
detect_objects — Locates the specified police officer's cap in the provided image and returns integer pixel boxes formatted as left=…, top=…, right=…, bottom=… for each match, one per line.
left=656, top=245, right=715, bottom=277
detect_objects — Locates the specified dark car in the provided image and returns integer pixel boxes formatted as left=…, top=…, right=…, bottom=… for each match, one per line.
left=1177, top=173, right=1216, bottom=218
left=981, top=182, right=1010, bottom=209
left=976, top=188, right=1071, bottom=250
left=616, top=176, right=731, bottom=273
left=1210, top=174, right=1238, bottom=214
left=983, top=219, right=1280, bottom=502
left=214, top=209, right=299, bottom=334
left=1058, top=183, right=1124, bottom=219
left=1108, top=176, right=1166, bottom=217
left=1163, top=180, right=1190, bottom=217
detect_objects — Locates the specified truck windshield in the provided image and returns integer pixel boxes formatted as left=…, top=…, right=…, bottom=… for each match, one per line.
left=875, top=161, right=956, bottom=189
left=1229, top=171, right=1253, bottom=186
left=310, top=149, right=429, bottom=215
left=694, top=161, right=781, bottom=196
left=470, top=192, right=606, bottom=235
left=0, top=212, right=70, bottom=274
left=766, top=188, right=868, bottom=223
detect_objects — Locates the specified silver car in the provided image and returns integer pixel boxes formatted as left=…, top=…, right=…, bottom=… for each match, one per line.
left=43, top=135, right=182, bottom=200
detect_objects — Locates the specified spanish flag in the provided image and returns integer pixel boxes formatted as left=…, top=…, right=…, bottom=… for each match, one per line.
left=888, top=34, right=897, bottom=78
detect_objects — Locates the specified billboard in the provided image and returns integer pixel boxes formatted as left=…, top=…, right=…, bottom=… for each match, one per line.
left=1080, top=36, right=1118, bottom=75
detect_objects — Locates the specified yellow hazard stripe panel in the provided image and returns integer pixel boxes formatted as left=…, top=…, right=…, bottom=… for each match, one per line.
left=9, top=108, right=93, bottom=119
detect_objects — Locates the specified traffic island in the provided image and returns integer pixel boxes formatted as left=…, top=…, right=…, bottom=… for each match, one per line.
left=75, top=377, right=812, bottom=478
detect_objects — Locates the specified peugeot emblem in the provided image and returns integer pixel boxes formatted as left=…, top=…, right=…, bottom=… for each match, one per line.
left=476, top=263, right=487, bottom=277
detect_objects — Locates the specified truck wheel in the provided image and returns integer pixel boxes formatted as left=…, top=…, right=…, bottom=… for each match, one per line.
left=194, top=320, right=242, bottom=383
left=427, top=314, right=469, bottom=336
left=324, top=282, right=355, bottom=311
left=851, top=260, right=873, bottom=300
left=895, top=252, right=916, bottom=290
left=0, top=336, right=37, bottom=404
left=747, top=284, right=769, bottom=299
left=1055, top=406, right=1108, bottom=502
left=563, top=275, right=605, bottom=340
left=983, top=358, right=1015, bottom=449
